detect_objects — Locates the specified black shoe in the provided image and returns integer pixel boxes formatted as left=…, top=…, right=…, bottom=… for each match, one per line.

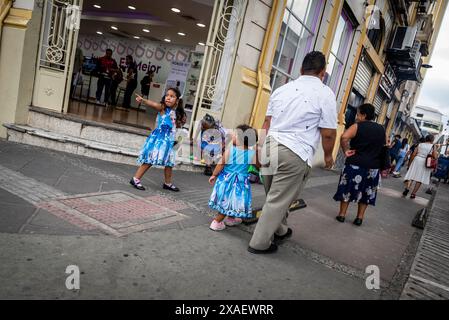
left=204, top=166, right=213, bottom=176
left=353, top=218, right=363, bottom=226
left=247, top=243, right=278, bottom=254
left=336, top=215, right=345, bottom=223
left=273, top=228, right=292, bottom=244
left=402, top=189, right=409, bottom=197
left=163, top=183, right=180, bottom=192
left=130, top=178, right=145, bottom=191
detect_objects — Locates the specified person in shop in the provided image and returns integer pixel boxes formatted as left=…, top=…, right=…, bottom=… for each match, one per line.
left=70, top=47, right=84, bottom=98
left=122, top=55, right=138, bottom=111
left=95, top=48, right=118, bottom=106
left=140, top=70, right=154, bottom=99
left=109, top=67, right=124, bottom=107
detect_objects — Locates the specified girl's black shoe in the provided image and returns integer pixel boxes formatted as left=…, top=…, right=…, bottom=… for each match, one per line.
left=336, top=216, right=345, bottom=223
left=163, top=183, right=180, bottom=192
left=353, top=218, right=363, bottom=226
left=130, top=178, right=145, bottom=190
left=402, top=189, right=410, bottom=197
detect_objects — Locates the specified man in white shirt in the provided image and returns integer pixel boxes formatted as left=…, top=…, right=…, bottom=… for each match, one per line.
left=248, top=51, right=337, bottom=254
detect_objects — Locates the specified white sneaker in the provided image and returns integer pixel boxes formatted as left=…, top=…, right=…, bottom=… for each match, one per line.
left=224, top=217, right=242, bottom=226
left=209, top=220, right=226, bottom=231
left=96, top=100, right=102, bottom=105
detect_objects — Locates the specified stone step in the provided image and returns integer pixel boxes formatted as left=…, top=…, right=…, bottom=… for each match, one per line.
left=4, top=123, right=205, bottom=173
left=27, top=106, right=149, bottom=150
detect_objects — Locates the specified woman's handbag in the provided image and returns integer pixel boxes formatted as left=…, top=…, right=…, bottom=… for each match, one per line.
left=380, top=145, right=391, bottom=171
left=425, top=145, right=437, bottom=170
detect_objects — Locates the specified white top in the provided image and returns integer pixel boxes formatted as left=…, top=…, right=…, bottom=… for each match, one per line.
left=416, top=143, right=433, bottom=158
left=266, top=75, right=337, bottom=167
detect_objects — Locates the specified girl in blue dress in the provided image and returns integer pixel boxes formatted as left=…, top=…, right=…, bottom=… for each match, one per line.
left=209, top=125, right=260, bottom=231
left=130, top=88, right=181, bottom=192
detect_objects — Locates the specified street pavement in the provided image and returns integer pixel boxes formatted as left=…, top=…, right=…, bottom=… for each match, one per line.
left=0, top=139, right=432, bottom=299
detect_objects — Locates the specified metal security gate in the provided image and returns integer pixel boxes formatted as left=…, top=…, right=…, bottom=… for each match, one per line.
left=386, top=100, right=394, bottom=119
left=353, top=55, right=373, bottom=97
left=189, top=0, right=247, bottom=136
left=373, top=90, right=385, bottom=116
left=33, top=0, right=82, bottom=112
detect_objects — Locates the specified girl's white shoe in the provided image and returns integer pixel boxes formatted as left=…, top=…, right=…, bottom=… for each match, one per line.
left=224, top=217, right=242, bottom=226
left=210, top=220, right=226, bottom=231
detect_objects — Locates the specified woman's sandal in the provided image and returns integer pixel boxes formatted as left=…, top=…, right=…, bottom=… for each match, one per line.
left=410, top=194, right=416, bottom=199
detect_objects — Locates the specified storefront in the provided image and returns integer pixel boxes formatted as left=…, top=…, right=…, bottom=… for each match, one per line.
left=31, top=0, right=248, bottom=135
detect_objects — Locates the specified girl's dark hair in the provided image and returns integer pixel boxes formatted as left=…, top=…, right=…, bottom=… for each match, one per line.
left=358, top=103, right=375, bottom=121
left=419, top=137, right=426, bottom=143
left=176, top=99, right=186, bottom=120
left=236, top=124, right=258, bottom=147
left=160, top=87, right=183, bottom=108
left=401, top=138, right=408, bottom=147
left=425, top=134, right=435, bottom=143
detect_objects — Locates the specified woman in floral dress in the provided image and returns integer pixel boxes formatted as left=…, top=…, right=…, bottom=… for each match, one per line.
left=333, top=104, right=386, bottom=226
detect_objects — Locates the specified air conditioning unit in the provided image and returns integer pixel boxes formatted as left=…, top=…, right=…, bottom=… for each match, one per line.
left=389, top=26, right=418, bottom=52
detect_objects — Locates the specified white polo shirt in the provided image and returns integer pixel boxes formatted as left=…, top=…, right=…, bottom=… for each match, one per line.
left=266, top=75, right=337, bottom=167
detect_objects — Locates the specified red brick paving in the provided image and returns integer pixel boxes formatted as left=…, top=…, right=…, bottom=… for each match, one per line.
left=37, top=191, right=187, bottom=235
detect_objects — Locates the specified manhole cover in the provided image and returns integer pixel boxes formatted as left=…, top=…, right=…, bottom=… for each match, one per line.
left=38, top=191, right=189, bottom=237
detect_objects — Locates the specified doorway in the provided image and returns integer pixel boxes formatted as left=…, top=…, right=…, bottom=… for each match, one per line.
left=68, top=0, right=214, bottom=131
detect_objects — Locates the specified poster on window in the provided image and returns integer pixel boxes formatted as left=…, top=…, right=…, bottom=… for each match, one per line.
left=77, top=35, right=192, bottom=85
left=164, top=61, right=191, bottom=99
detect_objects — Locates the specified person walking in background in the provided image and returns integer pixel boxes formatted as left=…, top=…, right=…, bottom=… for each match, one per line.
left=122, top=55, right=138, bottom=110
left=403, top=134, right=439, bottom=199
left=208, top=125, right=259, bottom=231
left=334, top=104, right=386, bottom=226
left=407, top=137, right=425, bottom=170
left=248, top=51, right=337, bottom=254
left=95, top=48, right=118, bottom=106
left=392, top=138, right=410, bottom=177
left=389, top=134, right=402, bottom=168
left=130, top=88, right=183, bottom=192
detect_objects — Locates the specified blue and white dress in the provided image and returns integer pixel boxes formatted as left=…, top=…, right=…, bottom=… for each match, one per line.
left=208, top=146, right=255, bottom=218
left=138, top=106, right=176, bottom=167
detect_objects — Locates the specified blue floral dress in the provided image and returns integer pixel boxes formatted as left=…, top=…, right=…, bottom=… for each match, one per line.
left=208, top=146, right=255, bottom=218
left=138, top=107, right=176, bottom=167
left=333, top=165, right=380, bottom=206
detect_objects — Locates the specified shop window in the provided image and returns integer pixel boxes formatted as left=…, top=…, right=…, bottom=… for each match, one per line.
left=270, top=0, right=324, bottom=91
left=325, top=7, right=356, bottom=93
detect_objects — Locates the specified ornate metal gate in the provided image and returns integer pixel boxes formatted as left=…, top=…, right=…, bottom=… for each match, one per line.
left=189, top=0, right=247, bottom=134
left=33, top=0, right=81, bottom=112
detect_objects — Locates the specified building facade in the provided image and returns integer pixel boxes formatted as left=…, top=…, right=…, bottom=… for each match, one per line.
left=412, top=105, right=444, bottom=136
left=0, top=0, right=447, bottom=167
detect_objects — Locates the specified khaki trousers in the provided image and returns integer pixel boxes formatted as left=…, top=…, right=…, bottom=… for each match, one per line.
left=249, top=137, right=311, bottom=250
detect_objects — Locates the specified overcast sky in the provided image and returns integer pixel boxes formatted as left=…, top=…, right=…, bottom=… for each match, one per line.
left=417, top=4, right=449, bottom=122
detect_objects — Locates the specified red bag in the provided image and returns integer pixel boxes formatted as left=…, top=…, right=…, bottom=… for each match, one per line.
left=425, top=145, right=437, bottom=170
